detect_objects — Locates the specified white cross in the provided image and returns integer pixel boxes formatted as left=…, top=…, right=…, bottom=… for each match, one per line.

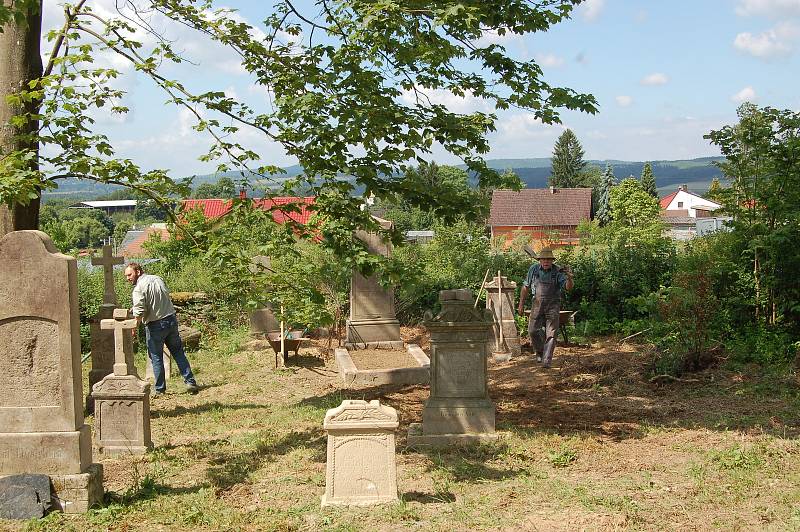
left=91, top=244, right=124, bottom=305
left=101, top=308, right=137, bottom=376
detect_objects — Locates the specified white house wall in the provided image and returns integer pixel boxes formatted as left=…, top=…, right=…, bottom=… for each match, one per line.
left=665, top=190, right=721, bottom=218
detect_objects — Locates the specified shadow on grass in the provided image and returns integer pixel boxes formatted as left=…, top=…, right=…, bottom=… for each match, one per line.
left=152, top=401, right=270, bottom=419
left=413, top=441, right=526, bottom=483
left=104, top=480, right=206, bottom=507
left=402, top=490, right=456, bottom=503
left=203, top=427, right=327, bottom=490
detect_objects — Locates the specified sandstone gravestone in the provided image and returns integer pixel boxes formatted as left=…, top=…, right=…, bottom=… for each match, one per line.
left=408, top=289, right=498, bottom=446
left=485, top=275, right=521, bottom=359
left=93, top=308, right=152, bottom=455
left=346, top=217, right=403, bottom=349
left=0, top=230, right=104, bottom=513
left=322, top=400, right=399, bottom=507
left=87, top=245, right=126, bottom=413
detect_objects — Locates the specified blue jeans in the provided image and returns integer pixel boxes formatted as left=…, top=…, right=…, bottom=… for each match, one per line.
left=145, top=314, right=196, bottom=393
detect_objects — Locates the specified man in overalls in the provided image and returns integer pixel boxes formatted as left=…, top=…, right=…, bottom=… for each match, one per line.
left=517, top=248, right=573, bottom=368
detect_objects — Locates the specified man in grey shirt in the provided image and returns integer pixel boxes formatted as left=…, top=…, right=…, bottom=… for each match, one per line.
left=126, top=262, right=199, bottom=396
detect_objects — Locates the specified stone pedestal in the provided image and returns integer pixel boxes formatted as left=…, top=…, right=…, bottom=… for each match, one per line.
left=346, top=218, right=403, bottom=349
left=322, top=400, right=399, bottom=507
left=408, top=289, right=497, bottom=447
left=95, top=309, right=152, bottom=456
left=0, top=231, right=104, bottom=513
left=485, top=276, right=520, bottom=359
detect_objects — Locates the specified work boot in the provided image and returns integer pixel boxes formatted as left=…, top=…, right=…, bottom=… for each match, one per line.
left=185, top=382, right=200, bottom=394
left=536, top=354, right=543, bottom=363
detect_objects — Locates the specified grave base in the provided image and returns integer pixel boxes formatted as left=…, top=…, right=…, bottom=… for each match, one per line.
left=421, top=398, right=496, bottom=434
left=406, top=423, right=499, bottom=447
left=321, top=492, right=399, bottom=507
left=0, top=425, right=93, bottom=475
left=345, top=318, right=403, bottom=349
left=50, top=463, right=104, bottom=514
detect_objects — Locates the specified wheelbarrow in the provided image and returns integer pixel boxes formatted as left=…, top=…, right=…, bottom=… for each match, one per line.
left=266, top=330, right=310, bottom=367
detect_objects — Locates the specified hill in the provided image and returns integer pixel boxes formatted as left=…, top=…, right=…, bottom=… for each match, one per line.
left=41, top=157, right=726, bottom=201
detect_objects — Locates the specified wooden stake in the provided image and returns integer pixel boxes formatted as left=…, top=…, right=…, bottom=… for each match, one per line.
left=474, top=268, right=490, bottom=308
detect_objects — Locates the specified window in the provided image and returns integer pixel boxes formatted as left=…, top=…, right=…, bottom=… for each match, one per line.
left=677, top=201, right=683, bottom=208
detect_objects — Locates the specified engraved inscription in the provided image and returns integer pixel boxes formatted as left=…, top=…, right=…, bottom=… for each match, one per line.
left=99, top=400, right=140, bottom=441
left=436, top=350, right=484, bottom=398
left=332, top=436, right=390, bottom=499
left=0, top=317, right=62, bottom=408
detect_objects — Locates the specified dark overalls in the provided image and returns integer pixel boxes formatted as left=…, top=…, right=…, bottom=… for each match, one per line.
left=529, top=268, right=561, bottom=367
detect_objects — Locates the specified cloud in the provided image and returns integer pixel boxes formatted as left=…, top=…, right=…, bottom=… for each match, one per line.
left=735, top=0, right=800, bottom=17
left=731, top=86, right=758, bottom=102
left=399, top=88, right=491, bottom=114
left=534, top=53, right=565, bottom=68
left=640, top=72, right=669, bottom=86
left=476, top=29, right=523, bottom=47
left=733, top=22, right=799, bottom=58
left=579, top=0, right=606, bottom=22
left=615, top=95, right=633, bottom=107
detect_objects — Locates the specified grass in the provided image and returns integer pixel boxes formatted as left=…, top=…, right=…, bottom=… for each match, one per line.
left=4, top=328, right=800, bottom=530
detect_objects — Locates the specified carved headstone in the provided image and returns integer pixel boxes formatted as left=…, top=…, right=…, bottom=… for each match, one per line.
left=93, top=308, right=152, bottom=455
left=408, top=289, right=498, bottom=446
left=322, top=400, right=399, bottom=507
left=346, top=217, right=403, bottom=349
left=86, top=245, right=125, bottom=413
left=485, top=276, right=521, bottom=359
left=0, top=230, right=104, bottom=513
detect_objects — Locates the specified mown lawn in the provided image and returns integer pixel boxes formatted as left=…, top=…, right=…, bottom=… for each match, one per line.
left=5, top=327, right=800, bottom=531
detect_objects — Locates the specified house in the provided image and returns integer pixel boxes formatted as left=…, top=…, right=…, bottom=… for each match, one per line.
left=118, top=223, right=170, bottom=258
left=659, top=185, right=721, bottom=218
left=69, top=199, right=138, bottom=216
left=660, top=210, right=696, bottom=241
left=180, top=196, right=316, bottom=225
left=488, top=188, right=592, bottom=248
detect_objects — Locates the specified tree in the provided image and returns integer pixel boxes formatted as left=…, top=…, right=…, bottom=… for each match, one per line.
left=609, top=178, right=661, bottom=228
left=193, top=176, right=238, bottom=199
left=549, top=129, right=586, bottom=188
left=640, top=162, right=657, bottom=198
left=706, top=104, right=800, bottom=325
left=596, top=164, right=616, bottom=226
left=706, top=177, right=723, bottom=202
left=1, top=1, right=597, bottom=279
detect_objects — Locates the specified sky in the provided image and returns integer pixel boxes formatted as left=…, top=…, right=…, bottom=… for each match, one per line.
left=41, top=0, right=800, bottom=177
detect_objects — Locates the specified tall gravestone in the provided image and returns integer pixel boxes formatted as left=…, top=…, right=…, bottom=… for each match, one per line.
left=407, top=289, right=498, bottom=446
left=322, top=400, right=399, bottom=507
left=248, top=255, right=280, bottom=338
left=93, top=309, right=152, bottom=455
left=87, top=245, right=125, bottom=412
left=485, top=275, right=521, bottom=359
left=346, top=218, right=403, bottom=349
left=0, top=231, right=104, bottom=513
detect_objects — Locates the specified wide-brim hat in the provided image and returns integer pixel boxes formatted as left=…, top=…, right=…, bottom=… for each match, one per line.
left=536, top=248, right=555, bottom=259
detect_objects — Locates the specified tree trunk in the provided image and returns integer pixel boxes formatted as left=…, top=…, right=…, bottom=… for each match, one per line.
left=0, top=1, right=43, bottom=236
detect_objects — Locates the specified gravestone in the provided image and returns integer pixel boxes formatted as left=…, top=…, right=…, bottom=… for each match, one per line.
left=0, top=230, right=104, bottom=513
left=321, top=400, right=399, bottom=507
left=485, top=275, right=521, bottom=359
left=246, top=255, right=279, bottom=349
left=346, top=217, right=403, bottom=349
left=93, top=309, right=152, bottom=455
left=407, top=289, right=498, bottom=446
left=87, top=245, right=125, bottom=412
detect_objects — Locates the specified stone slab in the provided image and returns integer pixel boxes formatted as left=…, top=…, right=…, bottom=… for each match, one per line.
left=420, top=400, right=496, bottom=435
left=406, top=423, right=500, bottom=447
left=50, top=463, right=104, bottom=514
left=335, top=345, right=429, bottom=386
left=0, top=425, right=92, bottom=476
left=0, top=474, right=51, bottom=519
left=92, top=375, right=152, bottom=456
left=345, top=319, right=402, bottom=349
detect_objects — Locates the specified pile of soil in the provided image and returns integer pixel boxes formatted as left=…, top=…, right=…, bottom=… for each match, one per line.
left=347, top=348, right=419, bottom=370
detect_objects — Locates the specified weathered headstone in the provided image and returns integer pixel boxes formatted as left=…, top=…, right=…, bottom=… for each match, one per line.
left=346, top=217, right=403, bottom=349
left=408, top=289, right=498, bottom=446
left=86, top=245, right=125, bottom=412
left=485, top=275, right=521, bottom=359
left=93, top=309, right=152, bottom=455
left=0, top=230, right=104, bottom=513
left=321, top=400, right=399, bottom=507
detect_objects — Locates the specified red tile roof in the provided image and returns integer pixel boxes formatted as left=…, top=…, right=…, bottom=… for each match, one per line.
left=122, top=226, right=171, bottom=258
left=659, top=190, right=679, bottom=209
left=488, top=188, right=592, bottom=227
left=181, top=197, right=316, bottom=224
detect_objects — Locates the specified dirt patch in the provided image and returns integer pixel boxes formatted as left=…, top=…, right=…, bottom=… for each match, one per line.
left=347, top=348, right=418, bottom=370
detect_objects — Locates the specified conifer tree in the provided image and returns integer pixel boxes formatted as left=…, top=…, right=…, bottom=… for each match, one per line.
left=640, top=162, right=658, bottom=198
left=707, top=177, right=723, bottom=202
left=596, top=163, right=616, bottom=226
left=549, top=129, right=586, bottom=187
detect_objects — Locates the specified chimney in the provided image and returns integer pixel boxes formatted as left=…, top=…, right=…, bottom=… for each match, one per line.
left=550, top=186, right=557, bottom=194
left=679, top=184, right=688, bottom=192
left=239, top=188, right=247, bottom=200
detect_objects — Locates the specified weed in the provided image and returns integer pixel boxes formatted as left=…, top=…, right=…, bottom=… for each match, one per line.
left=548, top=445, right=578, bottom=468
left=710, top=444, right=763, bottom=471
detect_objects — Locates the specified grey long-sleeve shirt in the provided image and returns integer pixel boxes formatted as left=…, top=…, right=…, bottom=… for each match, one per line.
left=131, top=273, right=176, bottom=324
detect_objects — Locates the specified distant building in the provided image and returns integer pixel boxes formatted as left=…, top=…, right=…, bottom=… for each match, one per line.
left=488, top=188, right=592, bottom=249
left=118, top=223, right=170, bottom=258
left=181, top=196, right=316, bottom=225
left=659, top=185, right=721, bottom=218
left=69, top=200, right=138, bottom=216
left=405, top=230, right=435, bottom=244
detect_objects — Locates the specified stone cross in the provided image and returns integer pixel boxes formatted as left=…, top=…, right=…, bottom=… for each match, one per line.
left=101, top=308, right=137, bottom=376
left=91, top=245, right=124, bottom=305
